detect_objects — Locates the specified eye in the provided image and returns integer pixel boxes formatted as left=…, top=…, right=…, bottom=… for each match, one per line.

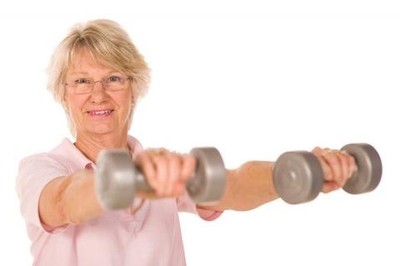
left=74, top=78, right=91, bottom=85
left=107, top=75, right=123, bottom=83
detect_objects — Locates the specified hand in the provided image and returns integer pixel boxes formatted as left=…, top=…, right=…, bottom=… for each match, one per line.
left=312, top=147, right=357, bottom=193
left=134, top=148, right=196, bottom=198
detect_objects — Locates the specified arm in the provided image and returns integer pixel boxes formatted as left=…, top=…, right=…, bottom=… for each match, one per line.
left=39, top=170, right=103, bottom=229
left=39, top=148, right=195, bottom=229
left=199, top=161, right=278, bottom=211
left=39, top=146, right=355, bottom=228
left=200, top=147, right=356, bottom=212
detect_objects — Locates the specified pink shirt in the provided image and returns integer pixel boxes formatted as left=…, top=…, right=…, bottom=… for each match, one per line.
left=16, top=137, right=221, bottom=266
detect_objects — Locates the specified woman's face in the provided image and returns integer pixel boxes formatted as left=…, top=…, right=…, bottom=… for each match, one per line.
left=63, top=50, right=135, bottom=139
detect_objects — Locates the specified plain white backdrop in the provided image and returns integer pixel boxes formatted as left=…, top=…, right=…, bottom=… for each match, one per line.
left=1, top=1, right=399, bottom=265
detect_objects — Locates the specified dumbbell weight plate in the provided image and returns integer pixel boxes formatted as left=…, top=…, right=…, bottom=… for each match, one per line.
left=273, top=151, right=324, bottom=204
left=188, top=147, right=227, bottom=204
left=341, top=143, right=382, bottom=194
left=96, top=150, right=136, bottom=210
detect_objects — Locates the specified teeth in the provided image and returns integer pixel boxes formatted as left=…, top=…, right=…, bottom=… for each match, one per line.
left=89, top=109, right=112, bottom=115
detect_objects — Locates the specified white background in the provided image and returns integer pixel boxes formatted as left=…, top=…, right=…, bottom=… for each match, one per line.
left=1, top=1, right=399, bottom=265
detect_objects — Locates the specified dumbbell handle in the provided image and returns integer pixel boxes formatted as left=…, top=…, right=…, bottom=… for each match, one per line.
left=131, top=171, right=152, bottom=193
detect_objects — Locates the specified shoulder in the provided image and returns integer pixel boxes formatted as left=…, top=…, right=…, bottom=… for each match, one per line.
left=16, top=139, right=76, bottom=191
left=18, top=138, right=75, bottom=171
left=17, top=152, right=71, bottom=190
left=19, top=152, right=68, bottom=172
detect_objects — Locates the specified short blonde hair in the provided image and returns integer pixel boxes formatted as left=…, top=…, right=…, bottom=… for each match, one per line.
left=47, top=19, right=150, bottom=103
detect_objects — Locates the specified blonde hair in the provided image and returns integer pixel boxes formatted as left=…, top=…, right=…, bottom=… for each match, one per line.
left=47, top=19, right=150, bottom=103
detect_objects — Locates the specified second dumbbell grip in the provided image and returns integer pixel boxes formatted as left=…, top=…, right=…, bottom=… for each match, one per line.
left=132, top=168, right=154, bottom=193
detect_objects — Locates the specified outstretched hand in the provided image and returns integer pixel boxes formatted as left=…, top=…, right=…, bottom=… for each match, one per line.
left=135, top=148, right=196, bottom=198
left=312, top=147, right=357, bottom=193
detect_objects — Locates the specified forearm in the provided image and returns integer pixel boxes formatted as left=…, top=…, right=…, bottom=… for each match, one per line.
left=201, top=161, right=278, bottom=211
left=39, top=170, right=103, bottom=229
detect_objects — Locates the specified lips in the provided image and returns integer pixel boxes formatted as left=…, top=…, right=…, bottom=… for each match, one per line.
left=87, top=109, right=114, bottom=116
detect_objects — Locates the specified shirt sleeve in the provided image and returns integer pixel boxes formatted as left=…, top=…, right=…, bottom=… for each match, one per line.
left=16, top=153, right=71, bottom=232
left=176, top=193, right=223, bottom=221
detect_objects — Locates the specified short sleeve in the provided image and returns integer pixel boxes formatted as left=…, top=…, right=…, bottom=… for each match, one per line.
left=16, top=154, right=71, bottom=231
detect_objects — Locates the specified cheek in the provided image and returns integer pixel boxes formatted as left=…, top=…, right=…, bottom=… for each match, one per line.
left=64, top=96, right=85, bottom=118
left=116, top=92, right=134, bottom=113
left=119, top=100, right=133, bottom=118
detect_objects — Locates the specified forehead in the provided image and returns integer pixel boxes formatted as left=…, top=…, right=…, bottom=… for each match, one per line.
left=68, top=49, right=115, bottom=75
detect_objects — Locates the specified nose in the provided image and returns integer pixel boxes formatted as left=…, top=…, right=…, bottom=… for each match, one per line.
left=90, top=81, right=108, bottom=102
left=93, top=80, right=106, bottom=91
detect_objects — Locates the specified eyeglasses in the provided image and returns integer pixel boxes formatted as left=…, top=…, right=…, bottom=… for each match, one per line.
left=65, top=75, right=132, bottom=94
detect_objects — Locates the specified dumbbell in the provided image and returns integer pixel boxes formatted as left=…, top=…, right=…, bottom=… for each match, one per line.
left=272, top=143, right=382, bottom=204
left=95, top=147, right=227, bottom=210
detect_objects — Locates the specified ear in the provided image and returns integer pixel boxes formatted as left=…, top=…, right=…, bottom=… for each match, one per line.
left=61, top=97, right=69, bottom=113
left=131, top=94, right=137, bottom=107
left=61, top=88, right=69, bottom=109
left=61, top=98, right=67, bottom=110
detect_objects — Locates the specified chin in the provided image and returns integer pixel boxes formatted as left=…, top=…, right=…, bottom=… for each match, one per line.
left=86, top=126, right=116, bottom=135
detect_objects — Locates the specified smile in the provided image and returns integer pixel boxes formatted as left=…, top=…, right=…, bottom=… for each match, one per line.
left=87, top=109, right=114, bottom=116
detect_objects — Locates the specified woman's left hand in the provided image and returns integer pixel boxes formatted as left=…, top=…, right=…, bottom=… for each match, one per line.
left=312, top=147, right=357, bottom=193
left=134, top=148, right=197, bottom=198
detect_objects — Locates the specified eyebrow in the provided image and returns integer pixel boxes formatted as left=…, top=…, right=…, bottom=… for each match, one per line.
left=67, top=71, right=121, bottom=76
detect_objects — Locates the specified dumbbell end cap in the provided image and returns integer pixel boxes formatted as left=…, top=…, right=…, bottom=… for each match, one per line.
left=341, top=143, right=382, bottom=194
left=273, top=151, right=324, bottom=204
left=96, top=149, right=136, bottom=210
left=188, top=147, right=227, bottom=204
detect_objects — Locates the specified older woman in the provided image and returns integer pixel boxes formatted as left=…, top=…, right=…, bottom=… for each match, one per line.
left=16, top=19, right=355, bottom=265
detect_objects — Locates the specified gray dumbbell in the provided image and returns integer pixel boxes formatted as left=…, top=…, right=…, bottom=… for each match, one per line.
left=95, top=147, right=226, bottom=210
left=272, top=143, right=382, bottom=204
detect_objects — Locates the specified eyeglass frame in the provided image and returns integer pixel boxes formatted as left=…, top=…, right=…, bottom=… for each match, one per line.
left=64, top=74, right=133, bottom=95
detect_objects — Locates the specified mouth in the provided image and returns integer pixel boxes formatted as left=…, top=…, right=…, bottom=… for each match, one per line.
left=87, top=109, right=114, bottom=116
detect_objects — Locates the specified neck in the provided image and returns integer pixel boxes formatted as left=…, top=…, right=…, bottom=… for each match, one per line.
left=75, top=132, right=129, bottom=162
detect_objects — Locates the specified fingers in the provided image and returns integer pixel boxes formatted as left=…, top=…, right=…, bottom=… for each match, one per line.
left=312, top=147, right=357, bottom=193
left=135, top=148, right=196, bottom=198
